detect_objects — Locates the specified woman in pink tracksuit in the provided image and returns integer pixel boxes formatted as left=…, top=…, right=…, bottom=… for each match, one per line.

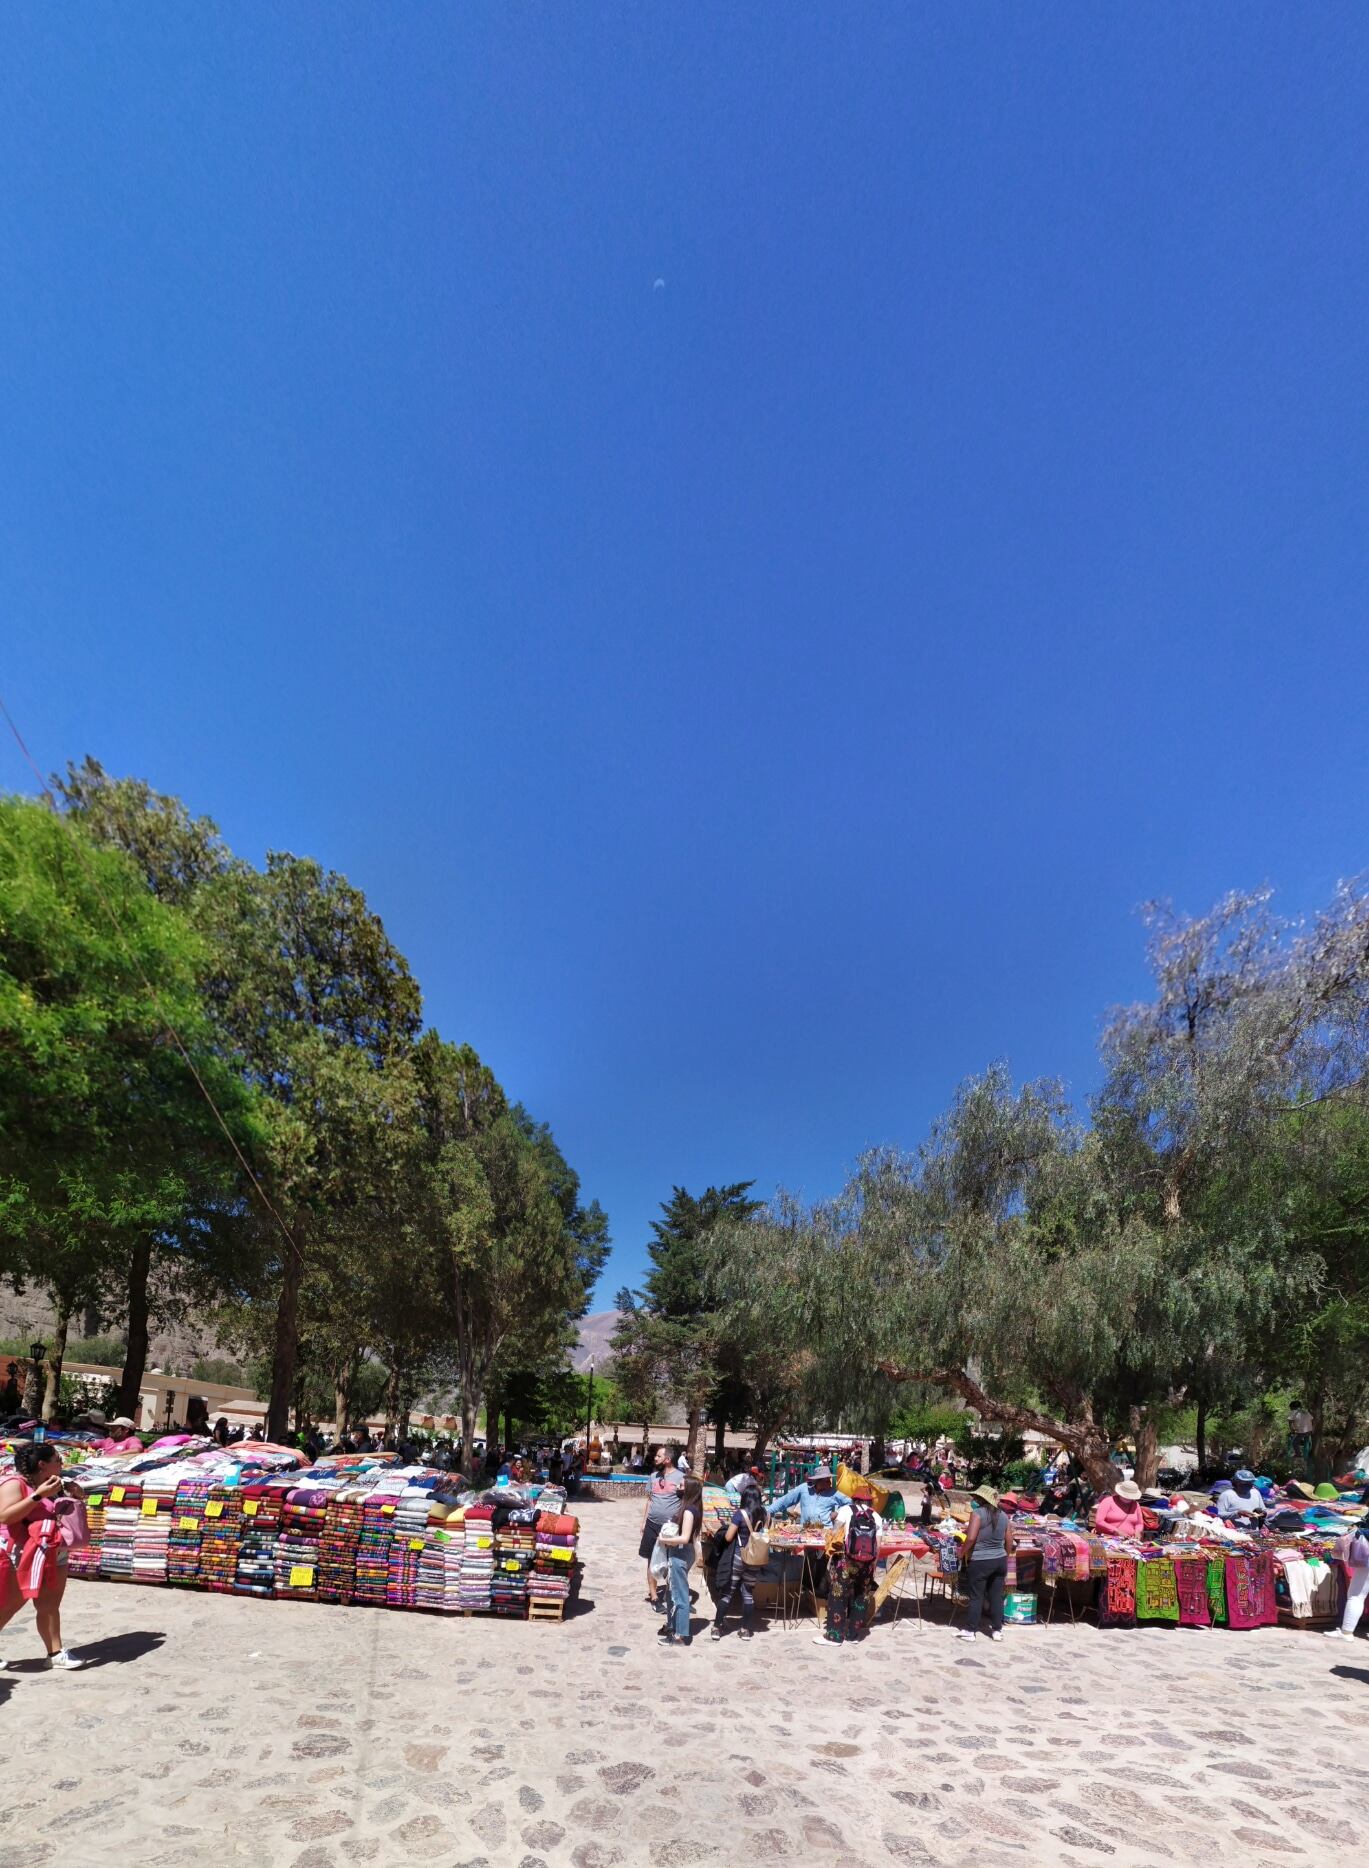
left=0, top=1443, right=83, bottom=1670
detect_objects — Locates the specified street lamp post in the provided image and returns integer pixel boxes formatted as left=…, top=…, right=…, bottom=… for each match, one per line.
left=585, top=1360, right=594, bottom=1450
left=27, top=1341, right=45, bottom=1438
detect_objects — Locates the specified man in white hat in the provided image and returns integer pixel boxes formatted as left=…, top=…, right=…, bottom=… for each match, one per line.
left=97, top=1417, right=143, bottom=1454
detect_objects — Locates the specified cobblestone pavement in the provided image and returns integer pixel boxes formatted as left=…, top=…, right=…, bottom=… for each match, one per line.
left=4, top=1498, right=1367, bottom=1868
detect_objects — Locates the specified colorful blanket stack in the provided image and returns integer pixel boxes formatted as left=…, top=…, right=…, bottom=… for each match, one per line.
left=198, top=1488, right=244, bottom=1593
left=353, top=1495, right=398, bottom=1607
left=168, top=1478, right=213, bottom=1585
left=131, top=1488, right=175, bottom=1586
left=99, top=1479, right=142, bottom=1582
left=459, top=1504, right=495, bottom=1610
left=416, top=1524, right=465, bottom=1611
left=274, top=1490, right=326, bottom=1603
left=491, top=1516, right=537, bottom=1617
left=531, top=1510, right=579, bottom=1605
left=68, top=1490, right=106, bottom=1579
left=317, top=1495, right=363, bottom=1604
left=234, top=1489, right=284, bottom=1598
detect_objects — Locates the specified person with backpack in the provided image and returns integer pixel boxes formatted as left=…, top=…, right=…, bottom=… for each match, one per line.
left=959, top=1482, right=1015, bottom=1643
left=711, top=1483, right=769, bottom=1640
left=1325, top=1487, right=1369, bottom=1638
left=814, top=1479, right=881, bottom=1647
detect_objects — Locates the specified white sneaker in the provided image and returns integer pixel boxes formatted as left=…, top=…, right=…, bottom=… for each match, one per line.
left=41, top=1650, right=84, bottom=1671
left=812, top=1633, right=839, bottom=1646
left=1324, top=1628, right=1346, bottom=1639
left=987, top=1631, right=1003, bottom=1642
left=958, top=1630, right=977, bottom=1642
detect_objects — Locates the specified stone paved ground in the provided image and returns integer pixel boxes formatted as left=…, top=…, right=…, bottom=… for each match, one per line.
left=4, top=1497, right=1367, bottom=1868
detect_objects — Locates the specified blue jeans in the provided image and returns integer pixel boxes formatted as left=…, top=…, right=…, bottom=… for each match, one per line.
left=668, top=1551, right=693, bottom=1640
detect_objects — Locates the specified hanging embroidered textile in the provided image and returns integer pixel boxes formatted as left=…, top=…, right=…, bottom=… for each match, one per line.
left=1173, top=1554, right=1211, bottom=1626
left=1224, top=1551, right=1277, bottom=1629
left=1206, top=1556, right=1228, bottom=1624
left=1135, top=1556, right=1180, bottom=1622
left=1101, top=1554, right=1137, bottom=1625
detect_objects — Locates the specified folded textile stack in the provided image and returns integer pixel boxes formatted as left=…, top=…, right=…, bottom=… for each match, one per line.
left=131, top=1492, right=174, bottom=1586
left=317, top=1495, right=363, bottom=1604
left=531, top=1510, right=579, bottom=1603
left=99, top=1480, right=142, bottom=1582
left=416, top=1525, right=464, bottom=1612
left=234, top=1488, right=284, bottom=1598
left=459, top=1504, right=495, bottom=1611
left=198, top=1488, right=244, bottom=1593
left=491, top=1520, right=536, bottom=1616
left=67, top=1489, right=106, bottom=1578
left=274, top=1492, right=326, bottom=1603
left=353, top=1495, right=398, bottom=1607
left=167, top=1478, right=213, bottom=1585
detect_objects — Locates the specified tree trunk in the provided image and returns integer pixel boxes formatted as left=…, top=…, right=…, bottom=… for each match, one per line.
left=333, top=1350, right=356, bottom=1438
left=750, top=1422, right=775, bottom=1465
left=1195, top=1395, right=1207, bottom=1475
left=876, top=1359, right=1117, bottom=1494
left=460, top=1397, right=478, bottom=1479
left=82, top=1301, right=102, bottom=1340
left=40, top=1302, right=71, bottom=1422
left=118, top=1232, right=154, bottom=1418
left=383, top=1362, right=402, bottom=1438
left=503, top=1405, right=514, bottom=1451
left=266, top=1240, right=305, bottom=1443
left=713, top=1412, right=726, bottom=1469
left=1131, top=1407, right=1159, bottom=1489
left=686, top=1403, right=702, bottom=1472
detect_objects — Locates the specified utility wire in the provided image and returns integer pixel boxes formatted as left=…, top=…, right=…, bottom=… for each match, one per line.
left=0, top=688, right=306, bottom=1274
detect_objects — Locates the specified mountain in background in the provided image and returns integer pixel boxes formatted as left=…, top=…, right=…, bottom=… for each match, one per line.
left=571, top=1310, right=622, bottom=1373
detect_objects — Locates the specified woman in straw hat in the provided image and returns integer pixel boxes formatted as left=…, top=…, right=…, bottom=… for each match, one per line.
left=958, top=1483, right=1015, bottom=1643
left=1093, top=1477, right=1145, bottom=1539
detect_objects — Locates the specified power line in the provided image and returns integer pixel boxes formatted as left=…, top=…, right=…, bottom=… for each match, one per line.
left=0, top=689, right=306, bottom=1275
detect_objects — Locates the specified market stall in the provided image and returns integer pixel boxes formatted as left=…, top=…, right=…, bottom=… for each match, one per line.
left=9, top=1436, right=583, bottom=1625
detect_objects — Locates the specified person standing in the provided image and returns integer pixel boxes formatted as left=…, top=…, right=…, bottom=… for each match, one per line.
left=959, top=1483, right=1014, bottom=1644
left=640, top=1448, right=681, bottom=1612
left=814, top=1479, right=882, bottom=1647
left=0, top=1444, right=83, bottom=1669
left=712, top=1483, right=768, bottom=1640
left=1326, top=1491, right=1369, bottom=1640
left=656, top=1472, right=702, bottom=1647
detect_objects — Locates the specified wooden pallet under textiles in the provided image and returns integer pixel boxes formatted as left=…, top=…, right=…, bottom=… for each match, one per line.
left=527, top=1596, right=566, bottom=1622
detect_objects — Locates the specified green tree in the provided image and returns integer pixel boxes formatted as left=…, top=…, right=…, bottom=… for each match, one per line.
left=0, top=797, right=256, bottom=1417
left=612, top=1181, right=761, bottom=1468
left=198, top=853, right=422, bottom=1440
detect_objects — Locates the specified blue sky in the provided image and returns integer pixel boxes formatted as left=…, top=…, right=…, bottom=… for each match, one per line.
left=4, top=10, right=1368, bottom=1301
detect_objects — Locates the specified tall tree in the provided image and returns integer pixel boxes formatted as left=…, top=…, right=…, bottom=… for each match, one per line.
left=197, top=854, right=422, bottom=1440
left=612, top=1182, right=760, bottom=1468
left=0, top=797, right=255, bottom=1415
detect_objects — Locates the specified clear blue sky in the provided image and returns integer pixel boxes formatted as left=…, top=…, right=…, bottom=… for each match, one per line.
left=4, top=11, right=1368, bottom=1302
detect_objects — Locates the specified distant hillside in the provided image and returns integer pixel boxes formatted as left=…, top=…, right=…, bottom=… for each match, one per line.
left=571, top=1309, right=622, bottom=1373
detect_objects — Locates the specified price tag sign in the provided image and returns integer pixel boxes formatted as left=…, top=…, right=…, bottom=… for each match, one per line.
left=288, top=1565, right=314, bottom=1589
left=87, top=1494, right=103, bottom=1509
left=178, top=1516, right=198, bottom=1531
left=110, top=1486, right=126, bottom=1503
left=409, top=1538, right=425, bottom=1552
left=141, top=1498, right=159, bottom=1516
left=243, top=1500, right=259, bottom=1517
left=381, top=1504, right=395, bottom=1516
left=204, top=1500, right=224, bottom=1519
